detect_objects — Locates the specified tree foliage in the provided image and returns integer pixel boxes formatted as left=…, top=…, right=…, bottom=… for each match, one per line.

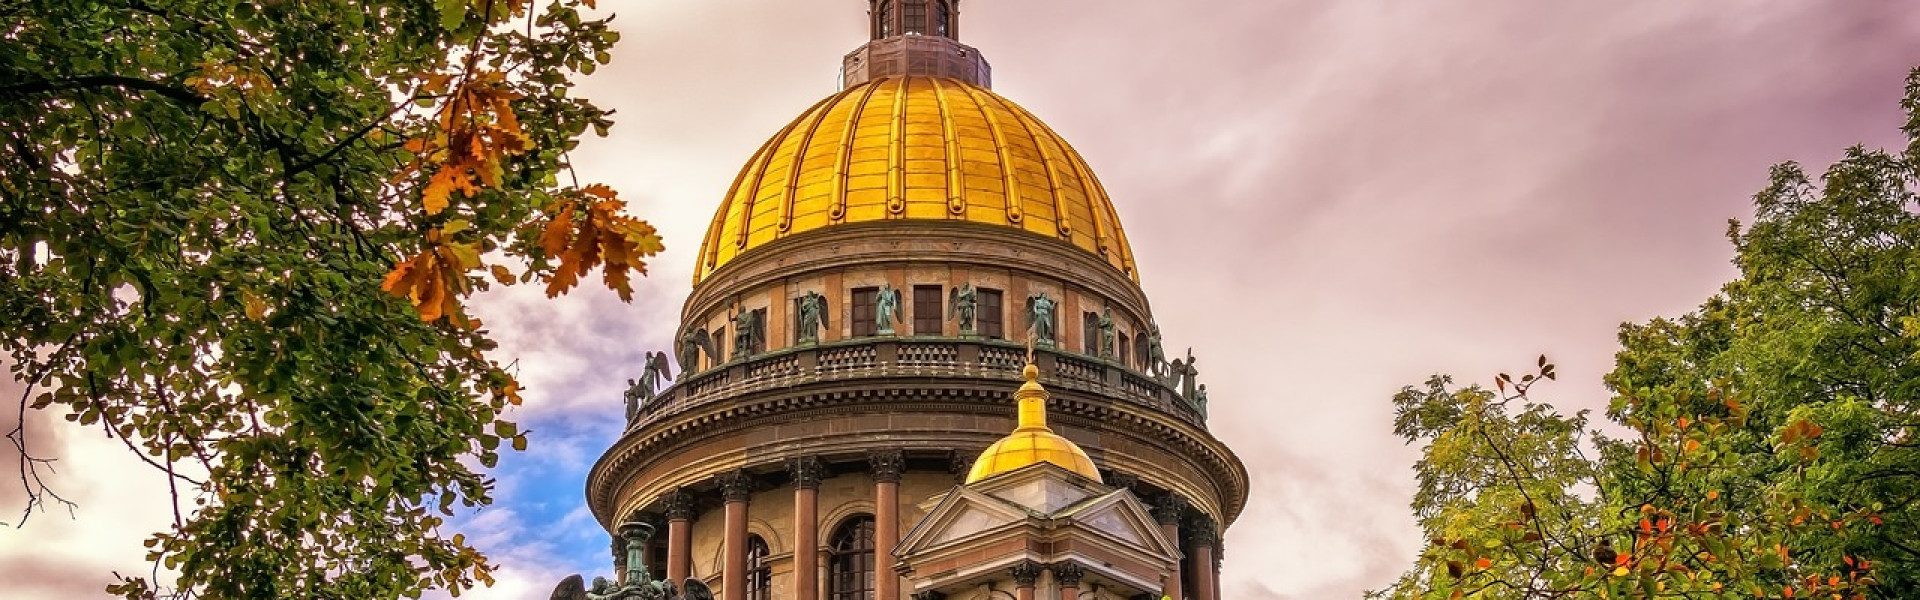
left=1375, top=67, right=1920, bottom=599
left=1, top=0, right=657, bottom=597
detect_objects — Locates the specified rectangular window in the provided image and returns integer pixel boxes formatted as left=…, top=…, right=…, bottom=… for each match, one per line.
left=711, top=326, right=726, bottom=365
left=903, top=0, right=926, bottom=34
left=913, top=285, right=943, bottom=336
left=851, top=287, right=879, bottom=337
left=1083, top=311, right=1100, bottom=354
left=1119, top=332, right=1130, bottom=365
left=978, top=288, right=1004, bottom=339
left=751, top=308, right=767, bottom=355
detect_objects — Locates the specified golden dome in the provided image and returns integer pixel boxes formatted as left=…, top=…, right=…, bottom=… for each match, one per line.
left=694, top=76, right=1137, bottom=285
left=966, top=364, right=1103, bottom=484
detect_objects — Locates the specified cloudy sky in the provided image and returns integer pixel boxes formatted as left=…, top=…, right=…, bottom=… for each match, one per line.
left=6, top=2, right=1920, bottom=599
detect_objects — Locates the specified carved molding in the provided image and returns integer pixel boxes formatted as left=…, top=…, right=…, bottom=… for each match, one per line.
left=588, top=382, right=1249, bottom=535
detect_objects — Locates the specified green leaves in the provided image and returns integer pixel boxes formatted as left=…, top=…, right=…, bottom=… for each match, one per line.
left=1, top=0, right=633, bottom=597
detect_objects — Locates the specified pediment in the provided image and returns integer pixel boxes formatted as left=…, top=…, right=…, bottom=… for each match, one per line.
left=1056, top=490, right=1179, bottom=560
left=897, top=486, right=1033, bottom=557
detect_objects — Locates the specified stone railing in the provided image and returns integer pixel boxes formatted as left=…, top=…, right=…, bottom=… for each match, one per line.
left=633, top=337, right=1205, bottom=430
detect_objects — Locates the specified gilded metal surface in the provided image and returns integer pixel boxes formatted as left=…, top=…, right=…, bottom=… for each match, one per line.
left=694, top=76, right=1137, bottom=285
left=966, top=364, right=1104, bottom=483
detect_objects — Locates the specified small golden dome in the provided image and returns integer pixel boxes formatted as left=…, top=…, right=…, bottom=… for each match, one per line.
left=966, top=364, right=1103, bottom=484
left=694, top=76, right=1137, bottom=285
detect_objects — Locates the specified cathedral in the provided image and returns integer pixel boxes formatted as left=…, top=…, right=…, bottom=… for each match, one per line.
left=569, top=2, right=1248, bottom=599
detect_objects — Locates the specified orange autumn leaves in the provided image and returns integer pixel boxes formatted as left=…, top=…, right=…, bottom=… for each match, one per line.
left=381, top=68, right=660, bottom=323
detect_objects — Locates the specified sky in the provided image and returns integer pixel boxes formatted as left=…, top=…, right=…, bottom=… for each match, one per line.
left=5, top=1, right=1920, bottom=599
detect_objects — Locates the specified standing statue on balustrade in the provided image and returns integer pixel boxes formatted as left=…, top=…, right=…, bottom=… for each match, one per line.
left=623, top=351, right=673, bottom=420
left=678, top=328, right=714, bottom=374
left=796, top=291, right=828, bottom=343
left=1025, top=292, right=1057, bottom=346
left=874, top=283, right=902, bottom=335
left=732, top=307, right=762, bottom=357
left=1146, top=323, right=1168, bottom=378
left=1178, top=348, right=1200, bottom=400
left=1098, top=307, right=1116, bottom=359
left=949, top=283, right=978, bottom=334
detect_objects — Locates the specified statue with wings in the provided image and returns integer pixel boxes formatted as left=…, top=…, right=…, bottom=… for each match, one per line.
left=1025, top=292, right=1057, bottom=346
left=677, top=328, right=714, bottom=374
left=949, top=283, right=977, bottom=333
left=874, top=283, right=902, bottom=335
left=623, top=351, right=674, bottom=420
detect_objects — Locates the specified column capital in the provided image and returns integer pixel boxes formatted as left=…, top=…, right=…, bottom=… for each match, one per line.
left=1107, top=471, right=1140, bottom=491
left=869, top=449, right=906, bottom=483
left=1153, top=494, right=1188, bottom=525
left=716, top=469, right=754, bottom=502
left=1008, top=560, right=1043, bottom=588
left=787, top=456, right=826, bottom=489
left=660, top=489, right=695, bottom=521
left=1188, top=516, right=1218, bottom=545
left=1050, top=562, right=1084, bottom=587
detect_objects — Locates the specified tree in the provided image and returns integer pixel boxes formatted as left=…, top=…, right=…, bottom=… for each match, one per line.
left=1375, top=67, right=1920, bottom=599
left=1, top=0, right=658, bottom=597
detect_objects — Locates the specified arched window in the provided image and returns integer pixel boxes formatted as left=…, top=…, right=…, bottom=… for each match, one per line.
left=746, top=535, right=772, bottom=600
left=828, top=515, right=876, bottom=600
left=874, top=1, right=894, bottom=39
left=933, top=0, right=951, bottom=37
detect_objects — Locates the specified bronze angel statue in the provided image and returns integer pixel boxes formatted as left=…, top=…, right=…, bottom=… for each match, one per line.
left=949, top=283, right=977, bottom=333
left=874, top=283, right=902, bottom=335
left=1024, top=292, right=1058, bottom=345
left=624, top=351, right=674, bottom=420
left=677, top=328, right=715, bottom=374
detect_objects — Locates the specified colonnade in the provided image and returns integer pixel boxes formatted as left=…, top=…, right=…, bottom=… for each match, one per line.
left=641, top=455, right=1225, bottom=600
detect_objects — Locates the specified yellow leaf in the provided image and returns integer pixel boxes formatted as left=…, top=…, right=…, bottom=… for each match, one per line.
left=1612, top=566, right=1628, bottom=577
left=423, top=168, right=459, bottom=215
left=241, top=291, right=268, bottom=321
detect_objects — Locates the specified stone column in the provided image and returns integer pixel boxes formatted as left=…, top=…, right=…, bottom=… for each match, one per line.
left=870, top=450, right=905, bottom=600
left=789, top=457, right=824, bottom=600
left=663, top=490, right=695, bottom=584
left=1009, top=560, right=1042, bottom=600
left=1189, top=518, right=1218, bottom=600
left=718, top=470, right=753, bottom=600
left=1053, top=562, right=1084, bottom=600
left=1154, top=494, right=1187, bottom=600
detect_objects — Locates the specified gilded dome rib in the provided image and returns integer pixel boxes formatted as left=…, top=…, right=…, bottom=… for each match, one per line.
left=781, top=87, right=857, bottom=234
left=886, top=77, right=909, bottom=216
left=959, top=83, right=1024, bottom=225
left=983, top=88, right=1069, bottom=239
left=928, top=78, right=967, bottom=217
left=829, top=81, right=884, bottom=223
left=693, top=76, right=1139, bottom=285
